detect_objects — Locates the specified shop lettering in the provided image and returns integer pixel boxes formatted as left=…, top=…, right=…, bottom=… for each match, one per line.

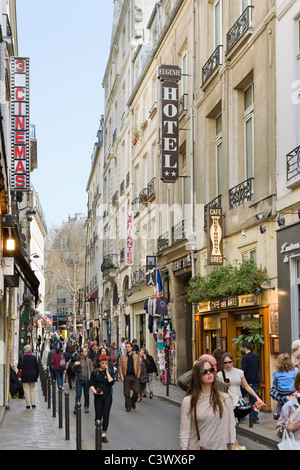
left=11, top=57, right=30, bottom=191
left=125, top=212, right=134, bottom=266
left=159, top=65, right=181, bottom=184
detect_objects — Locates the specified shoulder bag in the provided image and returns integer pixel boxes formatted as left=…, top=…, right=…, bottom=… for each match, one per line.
left=278, top=406, right=300, bottom=450
left=222, top=371, right=252, bottom=418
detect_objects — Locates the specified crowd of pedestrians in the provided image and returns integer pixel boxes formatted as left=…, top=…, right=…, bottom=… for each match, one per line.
left=10, top=331, right=300, bottom=450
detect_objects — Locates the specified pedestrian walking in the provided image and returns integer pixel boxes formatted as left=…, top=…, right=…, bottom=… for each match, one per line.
left=120, top=337, right=127, bottom=356
left=72, top=346, right=93, bottom=414
left=36, top=335, right=41, bottom=352
left=89, top=340, right=99, bottom=362
left=132, top=339, right=139, bottom=355
left=241, top=341, right=260, bottom=423
left=89, top=355, right=115, bottom=443
left=177, top=354, right=227, bottom=393
left=108, top=342, right=118, bottom=366
left=20, top=345, right=39, bottom=409
left=51, top=348, right=66, bottom=389
left=137, top=349, right=149, bottom=401
left=270, top=353, right=299, bottom=419
left=179, top=359, right=236, bottom=450
left=144, top=348, right=157, bottom=399
left=119, top=342, right=141, bottom=412
left=217, top=352, right=265, bottom=420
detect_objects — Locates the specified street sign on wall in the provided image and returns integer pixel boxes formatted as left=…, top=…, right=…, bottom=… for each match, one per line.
left=158, top=65, right=181, bottom=183
left=11, top=57, right=30, bottom=191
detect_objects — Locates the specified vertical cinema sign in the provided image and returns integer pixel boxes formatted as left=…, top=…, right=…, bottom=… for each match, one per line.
left=11, top=57, right=30, bottom=191
left=207, top=207, right=223, bottom=265
left=158, top=65, right=181, bottom=183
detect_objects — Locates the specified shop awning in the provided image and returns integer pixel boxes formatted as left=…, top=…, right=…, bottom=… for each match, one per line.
left=14, top=250, right=40, bottom=306
left=85, top=289, right=98, bottom=302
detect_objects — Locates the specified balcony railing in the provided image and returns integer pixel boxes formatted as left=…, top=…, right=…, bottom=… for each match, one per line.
left=112, top=129, right=117, bottom=144
left=147, top=177, right=156, bottom=199
left=139, top=265, right=146, bottom=283
left=287, top=144, right=300, bottom=184
left=226, top=6, right=253, bottom=54
left=131, top=197, right=140, bottom=213
left=229, top=177, right=254, bottom=210
left=172, top=220, right=186, bottom=245
left=132, top=270, right=140, bottom=286
left=101, top=254, right=118, bottom=272
left=202, top=45, right=223, bottom=86
left=120, top=248, right=125, bottom=262
left=139, top=188, right=148, bottom=205
left=204, top=195, right=222, bottom=228
left=158, top=231, right=169, bottom=252
left=126, top=172, right=130, bottom=187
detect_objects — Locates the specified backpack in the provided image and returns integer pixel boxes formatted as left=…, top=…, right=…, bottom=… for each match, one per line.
left=60, top=356, right=66, bottom=370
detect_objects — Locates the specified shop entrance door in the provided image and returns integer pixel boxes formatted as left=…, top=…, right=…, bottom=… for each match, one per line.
left=204, top=329, right=221, bottom=355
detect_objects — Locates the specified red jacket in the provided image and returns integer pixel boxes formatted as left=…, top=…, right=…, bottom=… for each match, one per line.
left=51, top=353, right=64, bottom=371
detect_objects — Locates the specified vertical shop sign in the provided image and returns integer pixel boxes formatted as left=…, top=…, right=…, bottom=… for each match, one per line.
left=125, top=211, right=134, bottom=266
left=207, top=207, right=223, bottom=265
left=158, top=65, right=181, bottom=183
left=11, top=57, right=30, bottom=190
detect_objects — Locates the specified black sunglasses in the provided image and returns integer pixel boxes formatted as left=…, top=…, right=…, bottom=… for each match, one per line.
left=202, top=367, right=214, bottom=375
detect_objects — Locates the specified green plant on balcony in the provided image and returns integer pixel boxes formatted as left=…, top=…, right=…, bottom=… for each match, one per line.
left=140, top=120, right=148, bottom=132
left=185, top=259, right=270, bottom=304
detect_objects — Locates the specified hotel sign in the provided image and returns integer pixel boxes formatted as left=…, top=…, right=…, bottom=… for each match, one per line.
left=125, top=212, right=134, bottom=266
left=11, top=57, right=30, bottom=191
left=158, top=65, right=181, bottom=183
left=207, top=207, right=223, bottom=265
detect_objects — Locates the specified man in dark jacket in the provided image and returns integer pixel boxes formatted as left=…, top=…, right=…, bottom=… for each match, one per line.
left=241, top=341, right=260, bottom=423
left=20, top=345, right=39, bottom=409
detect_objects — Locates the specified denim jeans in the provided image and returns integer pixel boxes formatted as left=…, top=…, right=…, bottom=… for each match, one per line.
left=75, top=380, right=90, bottom=409
left=55, top=370, right=64, bottom=388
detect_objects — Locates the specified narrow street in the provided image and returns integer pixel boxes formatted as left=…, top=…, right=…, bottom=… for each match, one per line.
left=64, top=380, right=275, bottom=451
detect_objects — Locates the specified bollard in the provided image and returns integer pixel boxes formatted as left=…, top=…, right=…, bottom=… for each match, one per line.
left=47, top=373, right=51, bottom=409
left=58, top=387, right=63, bottom=429
left=76, top=403, right=82, bottom=450
left=44, top=370, right=48, bottom=403
left=166, top=367, right=170, bottom=397
left=65, top=393, right=70, bottom=441
left=52, top=380, right=56, bottom=418
left=95, top=420, right=103, bottom=450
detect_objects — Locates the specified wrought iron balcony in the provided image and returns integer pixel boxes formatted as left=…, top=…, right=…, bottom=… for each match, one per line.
left=172, top=220, right=186, bottom=245
left=139, top=265, right=146, bottom=283
left=287, top=144, right=300, bottom=185
left=202, top=45, right=223, bottom=86
left=126, top=172, right=130, bottom=187
left=139, top=188, right=148, bottom=205
left=147, top=177, right=156, bottom=199
left=120, top=248, right=125, bottom=262
left=226, top=6, right=253, bottom=54
left=204, top=195, right=222, bottom=228
left=132, top=270, right=140, bottom=286
left=158, top=231, right=169, bottom=252
left=131, top=197, right=140, bottom=213
left=229, top=177, right=254, bottom=210
left=101, top=254, right=118, bottom=272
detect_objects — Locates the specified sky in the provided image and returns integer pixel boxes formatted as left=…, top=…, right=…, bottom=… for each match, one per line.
left=16, top=0, right=114, bottom=229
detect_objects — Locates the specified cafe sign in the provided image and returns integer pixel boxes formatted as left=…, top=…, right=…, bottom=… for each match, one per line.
left=197, top=294, right=257, bottom=313
left=11, top=57, right=30, bottom=191
left=158, top=65, right=181, bottom=183
left=207, top=207, right=223, bottom=265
